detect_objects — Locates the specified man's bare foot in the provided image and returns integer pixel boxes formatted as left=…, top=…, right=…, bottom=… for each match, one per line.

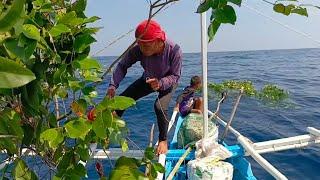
left=156, top=140, right=168, bottom=155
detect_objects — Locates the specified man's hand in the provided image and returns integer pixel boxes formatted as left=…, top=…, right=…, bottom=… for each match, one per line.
left=174, top=104, right=179, bottom=112
left=156, top=140, right=168, bottom=155
left=106, top=86, right=116, bottom=98
left=146, top=78, right=161, bottom=91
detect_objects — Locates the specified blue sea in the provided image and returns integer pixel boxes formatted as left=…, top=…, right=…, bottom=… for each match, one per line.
left=85, top=48, right=320, bottom=180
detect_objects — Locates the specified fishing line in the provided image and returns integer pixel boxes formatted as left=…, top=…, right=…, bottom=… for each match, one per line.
left=243, top=3, right=320, bottom=47
left=146, top=76, right=187, bottom=152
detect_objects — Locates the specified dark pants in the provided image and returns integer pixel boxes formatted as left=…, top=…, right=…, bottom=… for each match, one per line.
left=116, top=77, right=177, bottom=141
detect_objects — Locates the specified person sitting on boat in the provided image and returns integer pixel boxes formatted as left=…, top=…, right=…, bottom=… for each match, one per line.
left=106, top=19, right=182, bottom=155
left=175, top=75, right=202, bottom=117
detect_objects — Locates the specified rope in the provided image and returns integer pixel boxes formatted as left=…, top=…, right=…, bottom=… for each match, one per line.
left=243, top=3, right=320, bottom=47
left=93, top=29, right=134, bottom=56
left=155, top=91, right=186, bottom=150
left=92, top=1, right=178, bottom=56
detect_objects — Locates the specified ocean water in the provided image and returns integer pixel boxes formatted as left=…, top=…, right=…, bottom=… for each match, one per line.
left=89, top=48, right=320, bottom=179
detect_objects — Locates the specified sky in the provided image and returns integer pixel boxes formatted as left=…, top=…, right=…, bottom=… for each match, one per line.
left=86, top=0, right=320, bottom=56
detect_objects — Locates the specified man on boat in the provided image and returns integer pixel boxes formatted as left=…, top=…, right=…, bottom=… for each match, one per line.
left=106, top=19, right=182, bottom=155
left=175, top=75, right=202, bottom=117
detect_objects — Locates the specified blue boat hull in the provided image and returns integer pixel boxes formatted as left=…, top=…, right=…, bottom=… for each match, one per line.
left=165, top=115, right=257, bottom=180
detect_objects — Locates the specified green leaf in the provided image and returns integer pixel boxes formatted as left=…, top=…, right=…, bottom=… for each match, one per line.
left=53, top=65, right=67, bottom=84
left=273, top=3, right=285, bottom=14
left=83, top=16, right=101, bottom=24
left=0, top=111, right=23, bottom=154
left=13, top=18, right=25, bottom=35
left=40, top=128, right=64, bottom=149
left=109, top=130, right=122, bottom=144
left=83, top=27, right=102, bottom=34
left=0, top=88, right=11, bottom=95
left=58, top=11, right=84, bottom=26
left=92, top=111, right=112, bottom=138
left=52, top=176, right=62, bottom=180
left=0, top=138, right=17, bottom=155
left=213, top=5, right=237, bottom=24
left=121, top=139, right=128, bottom=152
left=24, top=40, right=37, bottom=60
left=57, top=151, right=73, bottom=172
left=108, top=96, right=136, bottom=110
left=144, top=147, right=155, bottom=160
left=227, top=0, right=242, bottom=6
left=72, top=163, right=87, bottom=177
left=150, top=164, right=157, bottom=178
left=65, top=118, right=92, bottom=140
left=0, top=3, right=3, bottom=13
left=0, top=0, right=26, bottom=32
left=6, top=111, right=24, bottom=139
left=96, top=96, right=136, bottom=111
left=273, top=3, right=308, bottom=17
left=4, top=38, right=25, bottom=59
left=73, top=34, right=96, bottom=53
left=0, top=57, right=36, bottom=88
left=71, top=99, right=87, bottom=116
left=8, top=34, right=36, bottom=61
left=22, top=80, right=42, bottom=110
left=13, top=159, right=38, bottom=180
left=84, top=76, right=102, bottom=82
left=284, top=4, right=295, bottom=16
left=208, top=20, right=221, bottom=42
left=76, top=146, right=90, bottom=161
left=291, top=6, right=308, bottom=17
left=68, top=80, right=85, bottom=91
left=109, top=166, right=147, bottom=180
left=82, top=86, right=95, bottom=96
left=49, top=24, right=71, bottom=37
left=73, top=57, right=101, bottom=70
left=39, top=2, right=53, bottom=13
left=115, top=156, right=139, bottom=168
left=56, top=86, right=68, bottom=98
left=71, top=0, right=87, bottom=14
left=4, top=35, right=36, bottom=61
left=196, top=0, right=212, bottom=13
left=22, top=124, right=34, bottom=146
left=22, top=24, right=40, bottom=41
left=152, top=162, right=165, bottom=173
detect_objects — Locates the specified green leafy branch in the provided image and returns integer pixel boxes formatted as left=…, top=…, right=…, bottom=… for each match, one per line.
left=208, top=80, right=289, bottom=104
left=196, top=0, right=319, bottom=42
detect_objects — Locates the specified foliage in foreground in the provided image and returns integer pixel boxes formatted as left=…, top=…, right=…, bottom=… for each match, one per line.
left=0, top=0, right=163, bottom=179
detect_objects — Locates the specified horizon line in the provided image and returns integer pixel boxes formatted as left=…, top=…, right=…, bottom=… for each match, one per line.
left=94, top=47, right=319, bottom=57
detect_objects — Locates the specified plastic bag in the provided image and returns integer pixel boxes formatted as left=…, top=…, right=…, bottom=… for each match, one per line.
left=177, top=113, right=218, bottom=148
left=195, top=137, right=232, bottom=160
left=187, top=157, right=233, bottom=180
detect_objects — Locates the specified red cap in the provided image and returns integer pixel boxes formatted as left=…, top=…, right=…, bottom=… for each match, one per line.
left=135, top=20, right=166, bottom=43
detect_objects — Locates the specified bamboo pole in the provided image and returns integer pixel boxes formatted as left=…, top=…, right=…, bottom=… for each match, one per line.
left=167, top=147, right=192, bottom=180
left=145, top=124, right=155, bottom=176
left=220, top=88, right=243, bottom=142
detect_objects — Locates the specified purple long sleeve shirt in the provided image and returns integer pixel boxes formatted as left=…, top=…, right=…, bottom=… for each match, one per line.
left=110, top=39, right=182, bottom=91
